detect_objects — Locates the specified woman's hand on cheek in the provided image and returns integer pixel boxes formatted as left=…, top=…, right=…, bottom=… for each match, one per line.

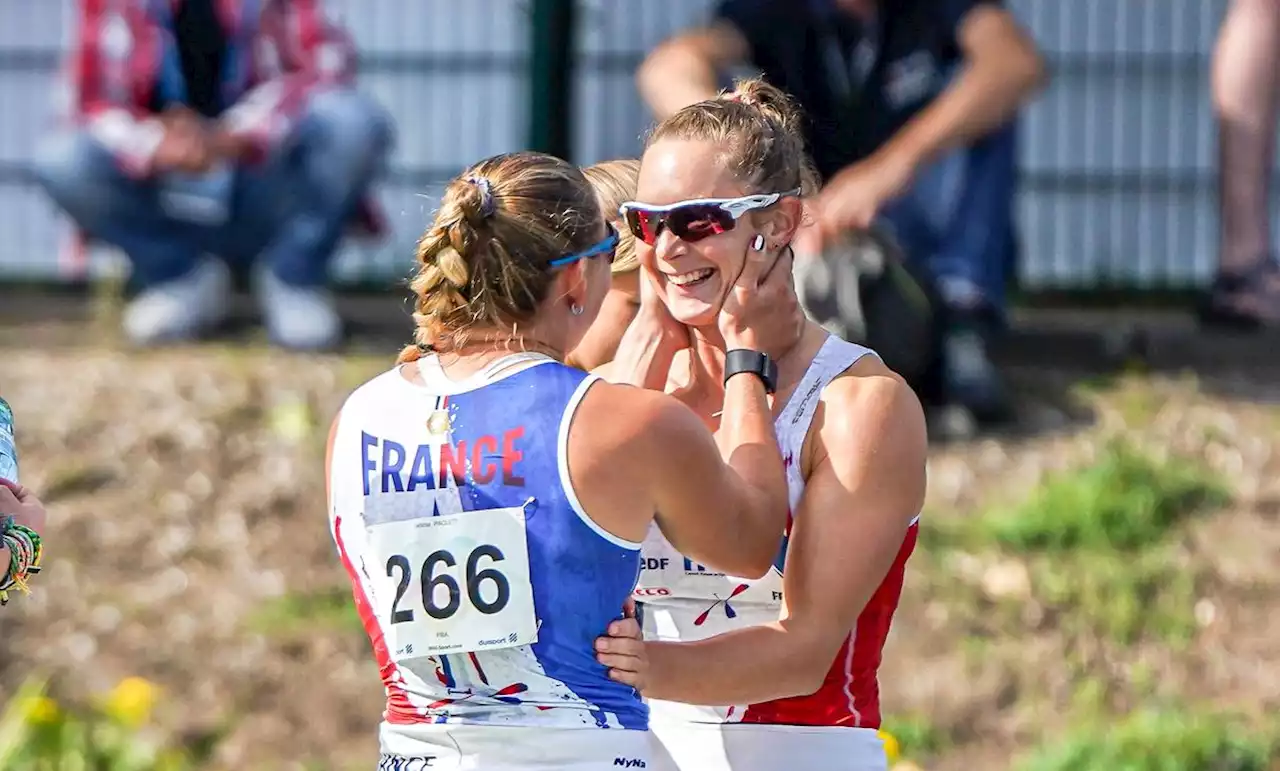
left=717, top=243, right=798, bottom=352
left=636, top=260, right=692, bottom=352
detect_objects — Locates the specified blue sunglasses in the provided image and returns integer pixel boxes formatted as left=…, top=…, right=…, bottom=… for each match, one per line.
left=548, top=224, right=619, bottom=267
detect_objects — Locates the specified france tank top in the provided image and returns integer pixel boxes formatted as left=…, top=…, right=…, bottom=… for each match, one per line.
left=328, top=352, right=647, bottom=742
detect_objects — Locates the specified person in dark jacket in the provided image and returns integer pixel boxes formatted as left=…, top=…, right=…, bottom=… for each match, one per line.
left=638, top=0, right=1045, bottom=419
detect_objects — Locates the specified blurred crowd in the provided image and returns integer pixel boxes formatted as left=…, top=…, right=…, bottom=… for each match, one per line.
left=24, top=0, right=1280, bottom=423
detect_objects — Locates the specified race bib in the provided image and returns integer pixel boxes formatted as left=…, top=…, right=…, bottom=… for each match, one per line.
left=367, top=506, right=538, bottom=660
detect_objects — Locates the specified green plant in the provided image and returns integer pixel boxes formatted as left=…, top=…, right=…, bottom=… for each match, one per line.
left=1030, top=547, right=1200, bottom=646
left=0, top=676, right=216, bottom=771
left=249, top=587, right=362, bottom=637
left=927, top=441, right=1225, bottom=647
left=880, top=713, right=946, bottom=761
left=1019, top=709, right=1277, bottom=771
left=971, top=439, right=1229, bottom=553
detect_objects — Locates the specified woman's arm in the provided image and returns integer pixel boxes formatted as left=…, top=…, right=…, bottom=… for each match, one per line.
left=571, top=372, right=788, bottom=579
left=601, top=370, right=927, bottom=703
left=645, top=371, right=788, bottom=579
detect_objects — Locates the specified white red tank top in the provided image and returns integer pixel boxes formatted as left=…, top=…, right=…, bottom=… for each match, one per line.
left=633, top=335, right=919, bottom=729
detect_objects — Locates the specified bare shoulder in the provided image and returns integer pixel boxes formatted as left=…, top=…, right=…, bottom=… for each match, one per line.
left=571, top=379, right=701, bottom=458
left=810, top=355, right=927, bottom=475
left=564, top=379, right=712, bottom=540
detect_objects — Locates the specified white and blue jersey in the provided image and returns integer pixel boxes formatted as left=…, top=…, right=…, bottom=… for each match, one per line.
left=329, top=352, right=647, bottom=765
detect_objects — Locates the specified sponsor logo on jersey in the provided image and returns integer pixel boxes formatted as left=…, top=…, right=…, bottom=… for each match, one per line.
left=694, top=583, right=751, bottom=626
left=682, top=557, right=725, bottom=577
left=632, top=587, right=671, bottom=597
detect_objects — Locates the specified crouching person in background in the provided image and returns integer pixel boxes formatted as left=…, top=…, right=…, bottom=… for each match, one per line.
left=33, top=0, right=394, bottom=351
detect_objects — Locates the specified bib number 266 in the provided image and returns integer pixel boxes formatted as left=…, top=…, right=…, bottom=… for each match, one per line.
left=368, top=506, right=538, bottom=659
left=386, top=544, right=509, bottom=622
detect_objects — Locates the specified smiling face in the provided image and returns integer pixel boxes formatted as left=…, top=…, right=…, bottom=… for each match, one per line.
left=633, top=138, right=764, bottom=327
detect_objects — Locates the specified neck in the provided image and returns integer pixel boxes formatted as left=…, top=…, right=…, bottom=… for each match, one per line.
left=430, top=330, right=565, bottom=378
left=688, top=317, right=815, bottom=394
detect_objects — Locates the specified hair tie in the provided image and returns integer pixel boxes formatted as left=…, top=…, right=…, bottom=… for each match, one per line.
left=465, top=175, right=496, bottom=219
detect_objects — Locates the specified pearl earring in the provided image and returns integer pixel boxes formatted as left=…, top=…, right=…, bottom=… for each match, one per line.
left=751, top=234, right=766, bottom=251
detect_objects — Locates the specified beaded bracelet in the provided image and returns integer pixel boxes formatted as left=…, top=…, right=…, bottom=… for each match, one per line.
left=0, top=515, right=42, bottom=606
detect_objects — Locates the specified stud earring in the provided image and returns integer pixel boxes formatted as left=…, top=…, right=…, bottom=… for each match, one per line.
left=751, top=234, right=766, bottom=251
left=570, top=303, right=584, bottom=316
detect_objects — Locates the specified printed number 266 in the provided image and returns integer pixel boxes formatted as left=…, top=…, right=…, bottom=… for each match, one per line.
left=386, top=545, right=510, bottom=623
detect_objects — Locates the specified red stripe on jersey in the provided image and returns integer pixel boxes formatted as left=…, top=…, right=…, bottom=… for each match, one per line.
left=333, top=513, right=426, bottom=725
left=740, top=521, right=918, bottom=728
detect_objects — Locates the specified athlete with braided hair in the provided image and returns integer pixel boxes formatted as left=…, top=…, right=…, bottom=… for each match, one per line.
left=326, top=151, right=794, bottom=770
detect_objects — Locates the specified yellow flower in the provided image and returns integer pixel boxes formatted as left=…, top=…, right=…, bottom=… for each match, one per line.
left=19, top=695, right=60, bottom=725
left=878, top=729, right=901, bottom=764
left=105, top=677, right=160, bottom=728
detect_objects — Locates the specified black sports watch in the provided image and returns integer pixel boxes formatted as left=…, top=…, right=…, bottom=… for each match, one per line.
left=723, top=349, right=778, bottom=395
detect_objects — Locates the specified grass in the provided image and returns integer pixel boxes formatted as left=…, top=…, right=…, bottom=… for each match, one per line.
left=1029, top=547, right=1200, bottom=646
left=248, top=587, right=363, bottom=637
left=1019, top=709, right=1278, bottom=771
left=910, top=433, right=1250, bottom=767
left=961, top=438, right=1229, bottom=553
left=880, top=712, right=948, bottom=762
left=0, top=676, right=221, bottom=771
left=929, top=439, right=1229, bottom=648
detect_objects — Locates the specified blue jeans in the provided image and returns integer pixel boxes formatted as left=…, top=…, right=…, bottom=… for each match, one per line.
left=31, top=88, right=394, bottom=289
left=877, top=120, right=1018, bottom=320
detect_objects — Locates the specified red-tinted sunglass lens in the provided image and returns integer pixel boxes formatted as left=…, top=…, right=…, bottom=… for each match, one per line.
left=625, top=208, right=663, bottom=245
left=625, top=204, right=735, bottom=245
left=665, top=204, right=735, bottom=243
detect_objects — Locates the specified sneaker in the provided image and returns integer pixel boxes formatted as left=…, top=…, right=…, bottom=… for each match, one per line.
left=1199, top=257, right=1280, bottom=329
left=122, top=257, right=231, bottom=345
left=253, top=266, right=343, bottom=351
left=941, top=313, right=1010, bottom=422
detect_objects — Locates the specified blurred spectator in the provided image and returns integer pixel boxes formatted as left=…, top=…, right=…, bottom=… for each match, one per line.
left=32, top=0, right=394, bottom=351
left=637, top=0, right=1044, bottom=419
left=1205, top=0, right=1280, bottom=328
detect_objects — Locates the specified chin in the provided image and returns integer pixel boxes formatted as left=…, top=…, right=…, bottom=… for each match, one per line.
left=662, top=275, right=723, bottom=328
left=662, top=293, right=717, bottom=328
left=670, top=305, right=716, bottom=328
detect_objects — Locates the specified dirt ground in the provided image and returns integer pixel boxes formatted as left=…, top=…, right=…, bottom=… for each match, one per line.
left=1, top=308, right=1278, bottom=770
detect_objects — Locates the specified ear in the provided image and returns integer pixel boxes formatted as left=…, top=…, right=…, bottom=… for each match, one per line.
left=557, top=258, right=589, bottom=311
left=760, top=197, right=803, bottom=247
